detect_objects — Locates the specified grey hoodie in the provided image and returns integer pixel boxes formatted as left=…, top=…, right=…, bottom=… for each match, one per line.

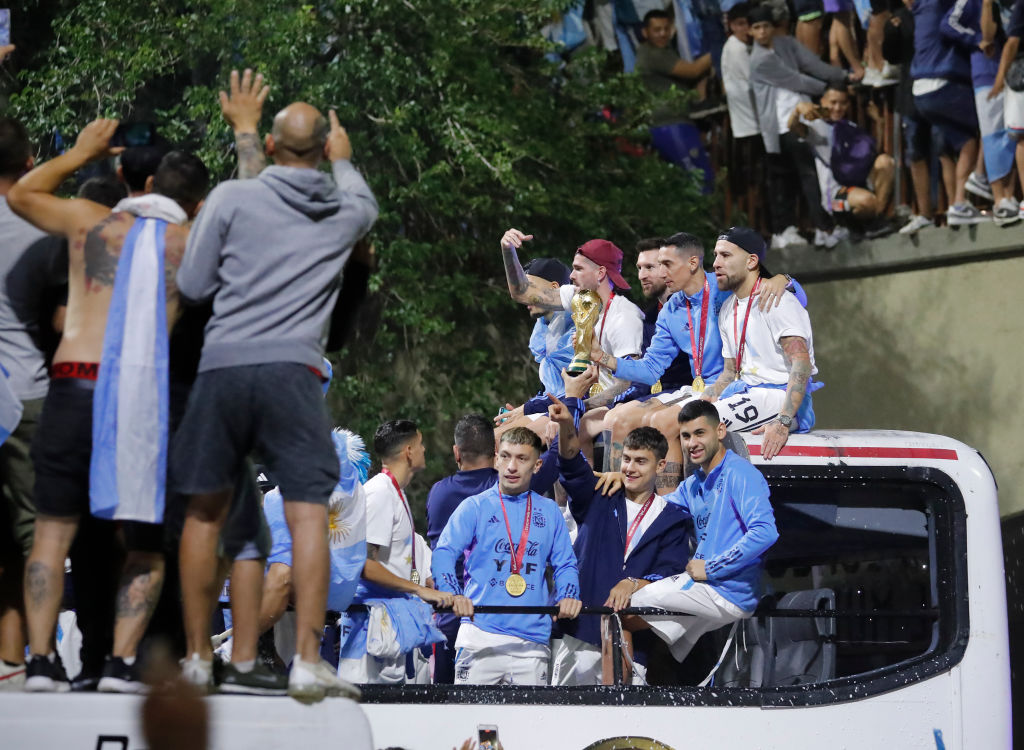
left=178, top=160, right=378, bottom=372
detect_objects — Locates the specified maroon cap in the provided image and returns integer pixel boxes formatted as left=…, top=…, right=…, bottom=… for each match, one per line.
left=576, top=239, right=630, bottom=290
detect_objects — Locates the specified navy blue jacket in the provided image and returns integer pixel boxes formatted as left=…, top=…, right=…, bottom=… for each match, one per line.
left=911, top=0, right=972, bottom=83
left=558, top=450, right=691, bottom=653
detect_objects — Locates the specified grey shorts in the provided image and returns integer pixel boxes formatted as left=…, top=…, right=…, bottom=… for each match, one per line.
left=170, top=363, right=338, bottom=505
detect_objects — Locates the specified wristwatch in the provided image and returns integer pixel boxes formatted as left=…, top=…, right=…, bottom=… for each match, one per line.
left=778, top=414, right=794, bottom=428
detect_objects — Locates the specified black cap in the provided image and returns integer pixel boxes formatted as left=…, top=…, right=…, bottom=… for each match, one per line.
left=727, top=2, right=751, bottom=22
left=524, top=257, right=571, bottom=286
left=717, top=226, right=767, bottom=264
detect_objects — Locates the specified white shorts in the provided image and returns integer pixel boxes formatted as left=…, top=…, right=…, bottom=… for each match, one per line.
left=337, top=652, right=406, bottom=685
left=631, top=574, right=749, bottom=662
left=1006, top=87, right=1024, bottom=134
left=454, top=647, right=548, bottom=686
left=715, top=387, right=786, bottom=433
left=652, top=385, right=696, bottom=405
left=550, top=633, right=647, bottom=686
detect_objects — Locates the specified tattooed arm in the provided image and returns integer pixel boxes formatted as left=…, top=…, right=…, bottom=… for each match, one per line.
left=219, top=68, right=269, bottom=179
left=362, top=544, right=454, bottom=606
left=7, top=119, right=119, bottom=236
left=701, top=357, right=737, bottom=402
left=500, top=228, right=564, bottom=310
left=758, top=336, right=811, bottom=461
left=584, top=375, right=632, bottom=409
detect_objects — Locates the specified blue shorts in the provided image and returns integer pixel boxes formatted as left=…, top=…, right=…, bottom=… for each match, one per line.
left=913, top=82, right=979, bottom=152
left=824, top=0, right=853, bottom=13
left=902, top=112, right=948, bottom=164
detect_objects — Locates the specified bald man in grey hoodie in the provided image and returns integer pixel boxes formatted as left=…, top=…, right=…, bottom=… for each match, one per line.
left=172, top=99, right=378, bottom=703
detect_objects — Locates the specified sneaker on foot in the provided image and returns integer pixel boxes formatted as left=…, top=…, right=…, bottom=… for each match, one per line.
left=823, top=226, right=850, bottom=249
left=964, top=172, right=994, bottom=202
left=993, top=197, right=1021, bottom=226
left=220, top=661, right=289, bottom=696
left=780, top=225, right=803, bottom=246
left=24, top=654, right=70, bottom=693
left=813, top=228, right=829, bottom=247
left=0, top=659, right=26, bottom=691
left=898, top=214, right=933, bottom=234
left=947, top=202, right=989, bottom=226
left=288, top=658, right=361, bottom=704
left=98, top=656, right=144, bottom=694
left=181, top=653, right=215, bottom=694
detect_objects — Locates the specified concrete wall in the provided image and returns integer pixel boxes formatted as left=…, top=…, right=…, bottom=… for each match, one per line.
left=783, top=229, right=1024, bottom=517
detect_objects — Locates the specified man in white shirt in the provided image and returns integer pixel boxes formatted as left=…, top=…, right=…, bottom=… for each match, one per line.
left=498, top=228, right=644, bottom=437
left=700, top=227, right=820, bottom=461
left=338, top=419, right=452, bottom=684
left=722, top=4, right=760, bottom=142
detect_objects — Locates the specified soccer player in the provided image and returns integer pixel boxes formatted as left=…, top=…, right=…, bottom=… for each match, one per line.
left=701, top=226, right=821, bottom=461
left=432, top=427, right=581, bottom=685
left=547, top=372, right=690, bottom=685
left=629, top=399, right=779, bottom=662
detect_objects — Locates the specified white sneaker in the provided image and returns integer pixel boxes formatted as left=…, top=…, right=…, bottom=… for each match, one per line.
left=0, top=660, right=26, bottom=691
left=993, top=197, right=1021, bottom=226
left=898, top=214, right=932, bottom=234
left=770, top=233, right=789, bottom=250
left=181, top=654, right=214, bottom=694
left=779, top=225, right=804, bottom=246
left=965, top=172, right=994, bottom=202
left=861, top=68, right=882, bottom=87
left=823, top=226, right=849, bottom=249
left=813, top=228, right=829, bottom=247
left=288, top=658, right=361, bottom=704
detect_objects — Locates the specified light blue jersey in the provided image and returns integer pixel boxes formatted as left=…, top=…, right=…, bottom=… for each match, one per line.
left=432, top=486, right=580, bottom=645
left=665, top=450, right=779, bottom=612
left=614, top=278, right=728, bottom=386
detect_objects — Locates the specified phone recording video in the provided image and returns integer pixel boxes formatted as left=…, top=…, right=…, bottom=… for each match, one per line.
left=478, top=724, right=499, bottom=750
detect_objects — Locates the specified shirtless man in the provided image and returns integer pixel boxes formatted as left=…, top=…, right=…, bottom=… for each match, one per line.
left=7, top=120, right=209, bottom=691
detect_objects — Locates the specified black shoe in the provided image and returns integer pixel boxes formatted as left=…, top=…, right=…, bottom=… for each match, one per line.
left=98, top=656, right=144, bottom=694
left=71, top=670, right=102, bottom=692
left=218, top=661, right=289, bottom=696
left=24, top=654, right=71, bottom=693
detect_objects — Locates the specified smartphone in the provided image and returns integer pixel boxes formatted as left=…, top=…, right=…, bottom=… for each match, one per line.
left=111, top=122, right=156, bottom=148
left=478, top=724, right=499, bottom=750
left=0, top=9, right=11, bottom=47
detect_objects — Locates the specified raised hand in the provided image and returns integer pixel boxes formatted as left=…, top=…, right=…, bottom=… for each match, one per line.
left=561, top=364, right=598, bottom=400
left=0, top=45, right=14, bottom=64
left=546, top=392, right=573, bottom=425
left=219, top=68, right=269, bottom=133
left=72, top=119, right=124, bottom=162
left=501, top=228, right=533, bottom=251
left=326, top=109, right=352, bottom=162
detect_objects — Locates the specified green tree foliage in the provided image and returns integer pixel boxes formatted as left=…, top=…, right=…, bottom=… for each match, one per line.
left=7, top=0, right=717, bottom=513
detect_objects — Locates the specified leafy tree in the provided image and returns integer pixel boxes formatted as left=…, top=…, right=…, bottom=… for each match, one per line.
left=6, top=0, right=717, bottom=517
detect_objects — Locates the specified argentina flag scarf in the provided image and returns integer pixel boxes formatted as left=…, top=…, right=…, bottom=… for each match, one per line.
left=90, top=195, right=185, bottom=523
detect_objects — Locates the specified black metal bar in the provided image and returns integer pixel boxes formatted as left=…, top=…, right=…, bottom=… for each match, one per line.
left=608, top=615, right=623, bottom=687
left=334, top=603, right=940, bottom=619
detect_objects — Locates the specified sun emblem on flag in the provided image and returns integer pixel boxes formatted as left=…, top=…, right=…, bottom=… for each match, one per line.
left=328, top=507, right=351, bottom=545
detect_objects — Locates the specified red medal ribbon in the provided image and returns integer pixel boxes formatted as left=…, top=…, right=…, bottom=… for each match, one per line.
left=686, top=277, right=710, bottom=381
left=382, top=467, right=417, bottom=580
left=498, top=490, right=532, bottom=575
left=593, top=291, right=615, bottom=377
left=733, top=277, right=761, bottom=379
left=624, top=492, right=656, bottom=560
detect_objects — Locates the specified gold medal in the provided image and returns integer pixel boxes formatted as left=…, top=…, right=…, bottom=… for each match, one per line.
left=692, top=376, right=705, bottom=393
left=651, top=380, right=662, bottom=394
left=410, top=569, right=420, bottom=585
left=589, top=383, right=604, bottom=398
left=505, top=573, right=527, bottom=597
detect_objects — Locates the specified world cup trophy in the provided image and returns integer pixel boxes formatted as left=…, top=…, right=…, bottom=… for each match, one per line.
left=566, top=290, right=602, bottom=376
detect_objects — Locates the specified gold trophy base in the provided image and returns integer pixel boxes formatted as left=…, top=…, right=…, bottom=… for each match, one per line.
left=566, top=356, right=591, bottom=376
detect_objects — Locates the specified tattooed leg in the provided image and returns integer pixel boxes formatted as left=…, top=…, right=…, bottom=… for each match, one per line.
left=111, top=551, right=165, bottom=659
left=647, top=406, right=685, bottom=494
left=24, top=516, right=78, bottom=655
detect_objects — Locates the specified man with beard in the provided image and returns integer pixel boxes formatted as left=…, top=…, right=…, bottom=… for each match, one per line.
left=590, top=232, right=797, bottom=488
left=700, top=226, right=820, bottom=461
left=628, top=398, right=778, bottom=663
